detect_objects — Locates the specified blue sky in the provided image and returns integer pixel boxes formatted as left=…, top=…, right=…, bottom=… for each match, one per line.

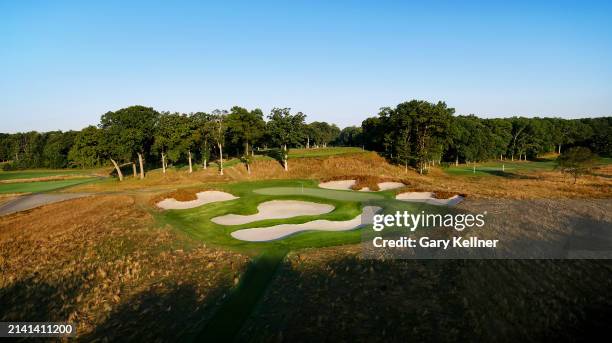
left=1, top=0, right=611, bottom=132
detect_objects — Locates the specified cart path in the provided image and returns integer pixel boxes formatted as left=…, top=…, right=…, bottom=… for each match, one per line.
left=0, top=193, right=93, bottom=216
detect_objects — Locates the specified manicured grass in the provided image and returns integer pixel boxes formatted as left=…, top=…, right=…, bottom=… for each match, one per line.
left=444, top=160, right=557, bottom=176
left=0, top=178, right=99, bottom=194
left=445, top=156, right=611, bottom=177
left=156, top=178, right=456, bottom=340
left=254, top=186, right=385, bottom=201
left=158, top=178, right=435, bottom=253
left=288, top=147, right=365, bottom=158
left=0, top=169, right=90, bottom=181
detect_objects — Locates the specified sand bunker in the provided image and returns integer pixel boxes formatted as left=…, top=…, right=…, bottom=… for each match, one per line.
left=395, top=192, right=463, bottom=206
left=156, top=191, right=238, bottom=210
left=319, top=180, right=404, bottom=192
left=319, top=180, right=356, bottom=190
left=231, top=206, right=382, bottom=242
left=377, top=182, right=405, bottom=191
left=212, top=200, right=334, bottom=225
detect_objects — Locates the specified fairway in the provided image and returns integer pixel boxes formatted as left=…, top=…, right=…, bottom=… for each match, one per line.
left=0, top=169, right=90, bottom=181
left=0, top=178, right=98, bottom=194
left=444, top=160, right=557, bottom=176
left=288, top=147, right=365, bottom=158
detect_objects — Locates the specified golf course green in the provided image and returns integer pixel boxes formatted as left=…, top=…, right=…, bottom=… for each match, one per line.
left=156, top=178, right=450, bottom=340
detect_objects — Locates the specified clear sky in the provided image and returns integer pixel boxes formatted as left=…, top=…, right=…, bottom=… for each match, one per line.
left=1, top=0, right=611, bottom=133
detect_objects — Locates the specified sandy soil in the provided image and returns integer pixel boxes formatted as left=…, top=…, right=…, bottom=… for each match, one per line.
left=212, top=200, right=334, bottom=225
left=156, top=191, right=238, bottom=210
left=231, top=206, right=382, bottom=242
left=396, top=191, right=464, bottom=206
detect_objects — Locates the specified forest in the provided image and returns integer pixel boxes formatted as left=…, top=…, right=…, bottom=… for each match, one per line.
left=1, top=100, right=610, bottom=178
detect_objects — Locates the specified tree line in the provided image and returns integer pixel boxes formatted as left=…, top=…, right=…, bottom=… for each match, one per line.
left=361, top=100, right=611, bottom=173
left=1, top=100, right=609, bottom=177
left=0, top=106, right=346, bottom=178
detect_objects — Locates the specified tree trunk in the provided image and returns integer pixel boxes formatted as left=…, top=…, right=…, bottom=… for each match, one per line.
left=245, top=142, right=251, bottom=174
left=188, top=150, right=193, bottom=173
left=138, top=153, right=144, bottom=179
left=110, top=158, right=123, bottom=181
left=162, top=153, right=166, bottom=174
left=218, top=143, right=224, bottom=175
left=405, top=161, right=408, bottom=173
left=203, top=158, right=207, bottom=169
left=132, top=163, right=137, bottom=178
left=558, top=144, right=561, bottom=154
left=283, top=144, right=288, bottom=171
left=455, top=155, right=459, bottom=166
left=306, top=136, right=310, bottom=149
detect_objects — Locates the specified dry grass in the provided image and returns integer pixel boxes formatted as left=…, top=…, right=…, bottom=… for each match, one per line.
left=239, top=243, right=612, bottom=342
left=0, top=195, right=248, bottom=340
left=0, top=194, right=20, bottom=207
left=67, top=152, right=611, bottom=200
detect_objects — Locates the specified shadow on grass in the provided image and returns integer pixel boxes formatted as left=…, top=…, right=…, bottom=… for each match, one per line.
left=237, top=255, right=612, bottom=342
left=0, top=273, right=233, bottom=342
left=196, top=248, right=288, bottom=341
left=82, top=284, right=227, bottom=342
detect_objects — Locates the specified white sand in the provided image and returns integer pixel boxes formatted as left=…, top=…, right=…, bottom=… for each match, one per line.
left=156, top=191, right=238, bottom=210
left=318, top=180, right=356, bottom=190
left=212, top=200, right=334, bottom=225
left=231, top=206, right=382, bottom=242
left=319, top=180, right=405, bottom=192
left=377, top=182, right=405, bottom=191
left=395, top=192, right=464, bottom=206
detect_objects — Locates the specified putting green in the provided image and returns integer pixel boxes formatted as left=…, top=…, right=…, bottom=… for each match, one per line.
left=254, top=186, right=385, bottom=201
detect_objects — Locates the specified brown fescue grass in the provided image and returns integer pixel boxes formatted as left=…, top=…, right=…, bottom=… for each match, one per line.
left=68, top=151, right=611, bottom=200
left=0, top=195, right=248, bottom=340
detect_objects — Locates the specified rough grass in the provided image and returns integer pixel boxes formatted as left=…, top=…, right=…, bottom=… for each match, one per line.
left=68, top=151, right=612, bottom=200
left=0, top=177, right=99, bottom=194
left=0, top=195, right=248, bottom=341
left=238, top=245, right=612, bottom=342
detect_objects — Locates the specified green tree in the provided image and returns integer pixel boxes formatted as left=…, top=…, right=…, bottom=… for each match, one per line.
left=227, top=106, right=265, bottom=173
left=266, top=108, right=306, bottom=171
left=556, top=147, right=598, bottom=183
left=209, top=109, right=228, bottom=175
left=307, top=122, right=340, bottom=148
left=191, top=112, right=213, bottom=169
left=153, top=112, right=194, bottom=173
left=99, top=105, right=159, bottom=180
left=68, top=126, right=104, bottom=168
left=335, top=126, right=363, bottom=147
